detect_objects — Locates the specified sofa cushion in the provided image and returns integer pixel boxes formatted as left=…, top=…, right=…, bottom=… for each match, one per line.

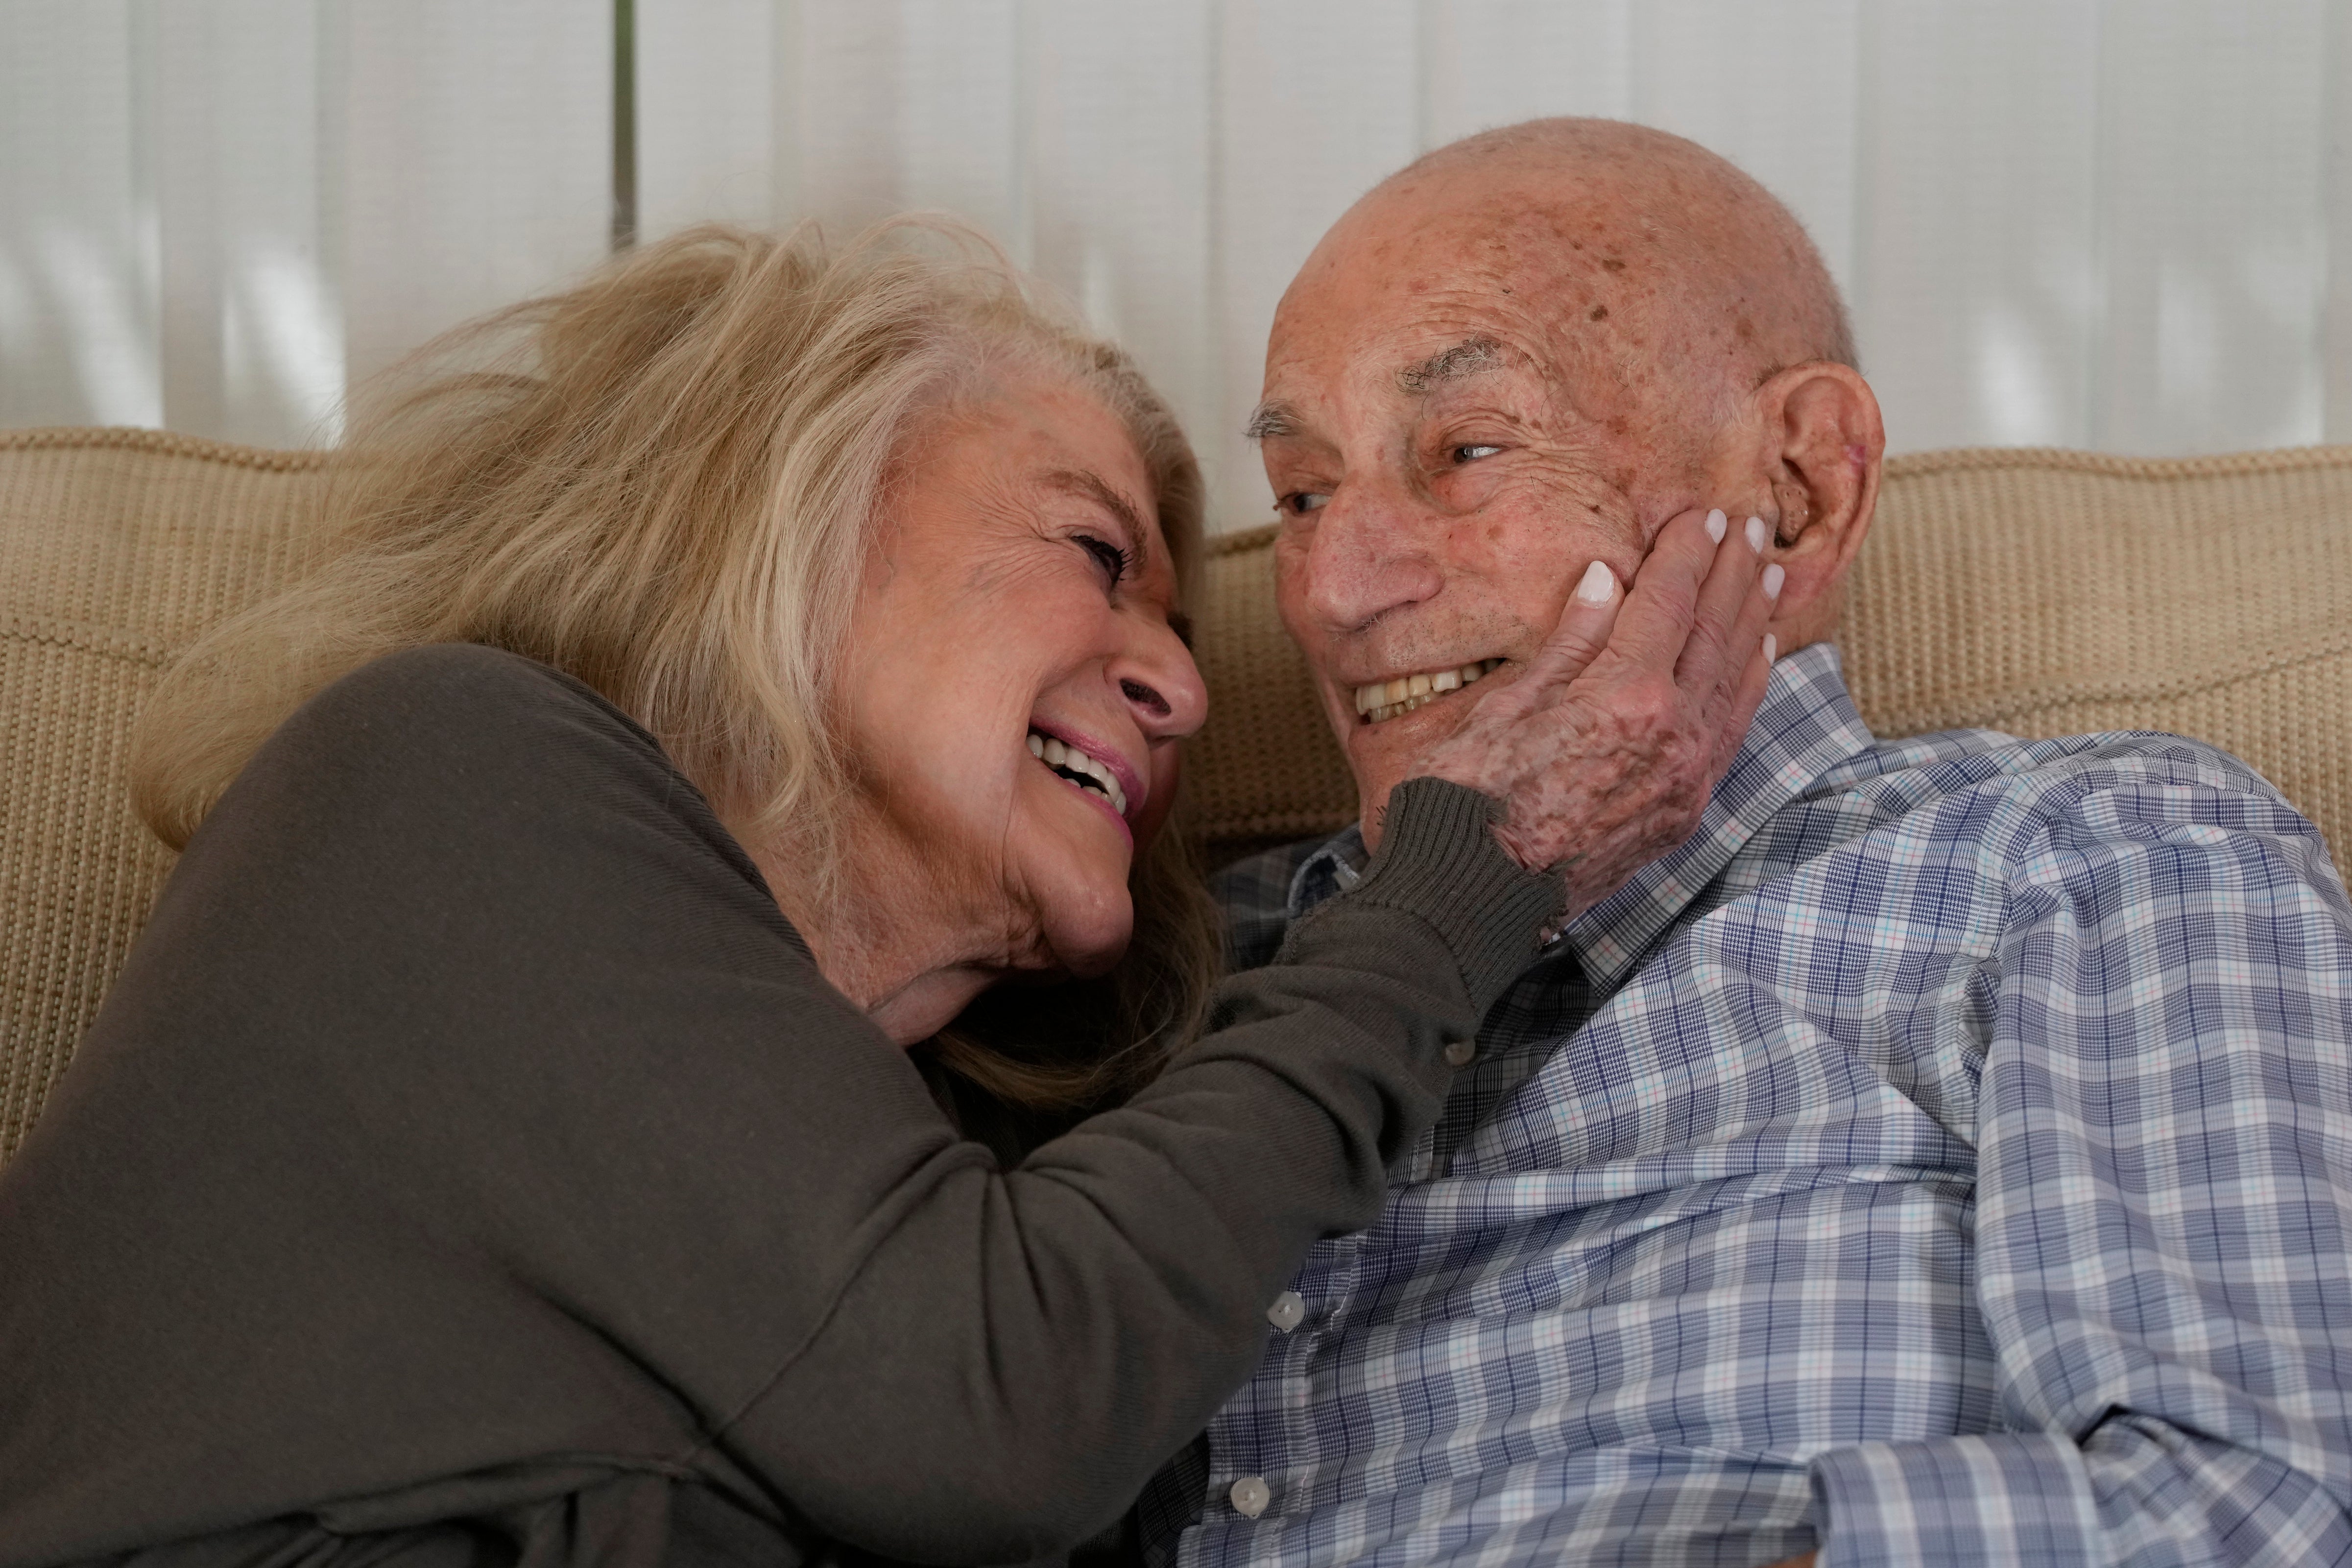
left=3, top=429, right=2349, bottom=1166
left=0, top=431, right=326, bottom=1164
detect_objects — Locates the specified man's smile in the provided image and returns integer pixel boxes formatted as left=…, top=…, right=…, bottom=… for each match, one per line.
left=1351, top=656, right=1507, bottom=724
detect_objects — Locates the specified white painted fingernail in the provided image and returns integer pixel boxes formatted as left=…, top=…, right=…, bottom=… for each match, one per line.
left=1705, top=508, right=1728, bottom=544
left=1573, top=559, right=1617, bottom=604
left=1763, top=633, right=1778, bottom=662
left=1745, top=515, right=1769, bottom=553
left=1762, top=563, right=1785, bottom=600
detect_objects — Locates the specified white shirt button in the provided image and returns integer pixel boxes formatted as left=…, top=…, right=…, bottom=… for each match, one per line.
left=1266, top=1289, right=1306, bottom=1331
left=1229, top=1475, right=1271, bottom=1518
left=1443, top=1038, right=1477, bottom=1067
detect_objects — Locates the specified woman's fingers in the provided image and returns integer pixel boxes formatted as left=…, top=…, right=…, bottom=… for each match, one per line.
left=1675, top=510, right=1770, bottom=697
left=1516, top=556, right=1624, bottom=690
left=1713, top=538, right=1782, bottom=751
left=1601, top=507, right=1725, bottom=675
left=1413, top=499, right=1780, bottom=906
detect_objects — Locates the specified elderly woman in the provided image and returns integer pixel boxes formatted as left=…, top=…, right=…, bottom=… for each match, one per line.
left=0, top=223, right=1771, bottom=1567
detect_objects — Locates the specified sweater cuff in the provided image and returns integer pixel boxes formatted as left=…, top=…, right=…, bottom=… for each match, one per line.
left=1329, top=777, right=1561, bottom=1013
left=1811, top=1435, right=2102, bottom=1568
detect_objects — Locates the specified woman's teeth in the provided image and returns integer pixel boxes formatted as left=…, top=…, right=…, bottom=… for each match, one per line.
left=1354, top=658, right=1505, bottom=724
left=1028, top=731, right=1129, bottom=817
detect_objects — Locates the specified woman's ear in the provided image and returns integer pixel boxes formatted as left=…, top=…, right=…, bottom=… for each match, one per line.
left=1753, top=361, right=1884, bottom=651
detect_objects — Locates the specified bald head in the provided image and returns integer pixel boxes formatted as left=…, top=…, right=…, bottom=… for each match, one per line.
left=1256, top=119, right=1886, bottom=819
left=1392, top=120, right=1854, bottom=373
left=1280, top=119, right=1854, bottom=452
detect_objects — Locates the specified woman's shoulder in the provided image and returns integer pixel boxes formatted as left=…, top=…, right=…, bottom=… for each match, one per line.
left=269, top=644, right=693, bottom=812
left=308, top=643, right=656, bottom=752
left=216, top=643, right=761, bottom=895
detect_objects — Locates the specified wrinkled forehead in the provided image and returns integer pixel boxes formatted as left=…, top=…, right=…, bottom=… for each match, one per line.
left=1264, top=184, right=1676, bottom=414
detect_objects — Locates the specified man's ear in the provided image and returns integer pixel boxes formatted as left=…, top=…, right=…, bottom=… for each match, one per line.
left=1752, top=361, right=1884, bottom=651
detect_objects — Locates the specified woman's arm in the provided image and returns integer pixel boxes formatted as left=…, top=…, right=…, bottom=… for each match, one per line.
left=724, top=778, right=1554, bottom=1560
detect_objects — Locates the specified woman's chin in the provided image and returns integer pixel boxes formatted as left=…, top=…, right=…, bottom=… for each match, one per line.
left=1039, top=889, right=1134, bottom=982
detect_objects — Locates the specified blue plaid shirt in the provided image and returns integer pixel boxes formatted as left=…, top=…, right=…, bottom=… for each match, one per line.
left=1141, top=642, right=2352, bottom=1568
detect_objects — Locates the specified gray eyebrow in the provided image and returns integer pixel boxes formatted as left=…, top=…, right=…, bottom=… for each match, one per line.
left=1243, top=400, right=1302, bottom=441
left=1247, top=336, right=1503, bottom=441
left=1396, top=336, right=1503, bottom=395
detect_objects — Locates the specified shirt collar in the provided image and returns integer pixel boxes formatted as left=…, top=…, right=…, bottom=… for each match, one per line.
left=1284, top=820, right=1368, bottom=920
left=1286, top=641, right=1874, bottom=989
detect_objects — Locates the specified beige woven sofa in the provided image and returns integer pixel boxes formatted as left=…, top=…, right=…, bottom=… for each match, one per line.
left=5, top=428, right=2350, bottom=1168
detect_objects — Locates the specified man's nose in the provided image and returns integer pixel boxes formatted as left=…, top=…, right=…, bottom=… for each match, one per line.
left=1299, top=481, right=1446, bottom=632
left=1111, top=615, right=1208, bottom=742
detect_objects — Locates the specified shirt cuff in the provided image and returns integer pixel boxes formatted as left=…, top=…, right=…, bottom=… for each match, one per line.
left=1811, top=1434, right=2103, bottom=1568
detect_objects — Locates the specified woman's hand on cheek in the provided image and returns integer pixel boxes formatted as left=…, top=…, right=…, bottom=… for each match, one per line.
left=1416, top=505, right=1780, bottom=917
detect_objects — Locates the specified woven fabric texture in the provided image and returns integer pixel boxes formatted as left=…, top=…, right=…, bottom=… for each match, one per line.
left=2, top=431, right=2348, bottom=1166
left=0, top=430, right=326, bottom=1165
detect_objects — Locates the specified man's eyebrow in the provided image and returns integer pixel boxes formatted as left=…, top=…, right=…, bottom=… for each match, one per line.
left=1396, top=335, right=1503, bottom=395
left=1243, top=400, right=1302, bottom=441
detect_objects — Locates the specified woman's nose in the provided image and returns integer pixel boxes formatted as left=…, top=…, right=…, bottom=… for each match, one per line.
left=1114, top=616, right=1208, bottom=741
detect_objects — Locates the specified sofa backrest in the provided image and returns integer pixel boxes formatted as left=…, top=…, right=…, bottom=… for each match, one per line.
left=4, top=428, right=2349, bottom=1165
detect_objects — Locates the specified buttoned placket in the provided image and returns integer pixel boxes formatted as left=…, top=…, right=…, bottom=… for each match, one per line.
left=1195, top=1209, right=1372, bottom=1544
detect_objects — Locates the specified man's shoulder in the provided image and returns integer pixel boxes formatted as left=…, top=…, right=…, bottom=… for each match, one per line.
left=1816, top=723, right=2327, bottom=869
left=1209, top=833, right=1343, bottom=973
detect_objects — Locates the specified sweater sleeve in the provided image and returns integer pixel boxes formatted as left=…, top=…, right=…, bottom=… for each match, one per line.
left=721, top=776, right=1560, bottom=1562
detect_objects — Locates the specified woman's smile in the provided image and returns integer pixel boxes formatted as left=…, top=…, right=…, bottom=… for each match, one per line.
left=1026, top=723, right=1142, bottom=838
left=823, top=372, right=1204, bottom=1035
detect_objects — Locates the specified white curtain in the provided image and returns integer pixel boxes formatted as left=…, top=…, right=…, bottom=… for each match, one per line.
left=0, top=0, right=610, bottom=448
left=6, top=0, right=2350, bottom=532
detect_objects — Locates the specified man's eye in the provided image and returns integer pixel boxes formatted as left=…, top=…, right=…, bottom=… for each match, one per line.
left=1452, top=444, right=1503, bottom=463
left=1282, top=492, right=1331, bottom=515
left=1076, top=533, right=1131, bottom=585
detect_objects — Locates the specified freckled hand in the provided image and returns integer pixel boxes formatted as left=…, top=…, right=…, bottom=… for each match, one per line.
left=1416, top=504, right=1780, bottom=917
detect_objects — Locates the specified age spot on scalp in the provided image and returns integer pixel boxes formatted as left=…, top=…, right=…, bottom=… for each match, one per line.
left=1589, top=304, right=1608, bottom=321
left=1601, top=257, right=1627, bottom=273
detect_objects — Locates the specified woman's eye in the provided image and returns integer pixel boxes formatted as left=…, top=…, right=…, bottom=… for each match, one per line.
left=1281, top=492, right=1331, bottom=516
left=1076, top=533, right=1131, bottom=586
left=1452, top=443, right=1503, bottom=464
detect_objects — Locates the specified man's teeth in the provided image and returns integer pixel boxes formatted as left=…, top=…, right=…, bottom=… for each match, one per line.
left=1026, top=731, right=1129, bottom=816
left=1354, top=658, right=1506, bottom=723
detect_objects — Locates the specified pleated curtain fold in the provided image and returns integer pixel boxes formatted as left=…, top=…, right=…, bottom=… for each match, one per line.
left=5, top=0, right=2350, bottom=531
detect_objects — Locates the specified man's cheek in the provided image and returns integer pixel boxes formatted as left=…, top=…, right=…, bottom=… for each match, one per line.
left=1272, top=548, right=1316, bottom=640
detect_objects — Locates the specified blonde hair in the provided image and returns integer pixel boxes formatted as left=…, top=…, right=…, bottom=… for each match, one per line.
left=131, top=217, right=1219, bottom=1116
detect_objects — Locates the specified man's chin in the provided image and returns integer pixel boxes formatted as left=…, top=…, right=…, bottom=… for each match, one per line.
left=1345, top=700, right=1467, bottom=780
left=1343, top=700, right=1476, bottom=847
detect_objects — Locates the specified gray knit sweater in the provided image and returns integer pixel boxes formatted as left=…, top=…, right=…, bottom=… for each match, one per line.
left=0, top=644, right=1557, bottom=1568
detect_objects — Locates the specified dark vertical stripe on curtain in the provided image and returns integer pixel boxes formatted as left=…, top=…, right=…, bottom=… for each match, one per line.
left=611, top=0, right=637, bottom=252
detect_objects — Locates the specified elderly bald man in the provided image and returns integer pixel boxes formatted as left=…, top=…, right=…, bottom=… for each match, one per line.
left=1138, top=121, right=2352, bottom=1568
